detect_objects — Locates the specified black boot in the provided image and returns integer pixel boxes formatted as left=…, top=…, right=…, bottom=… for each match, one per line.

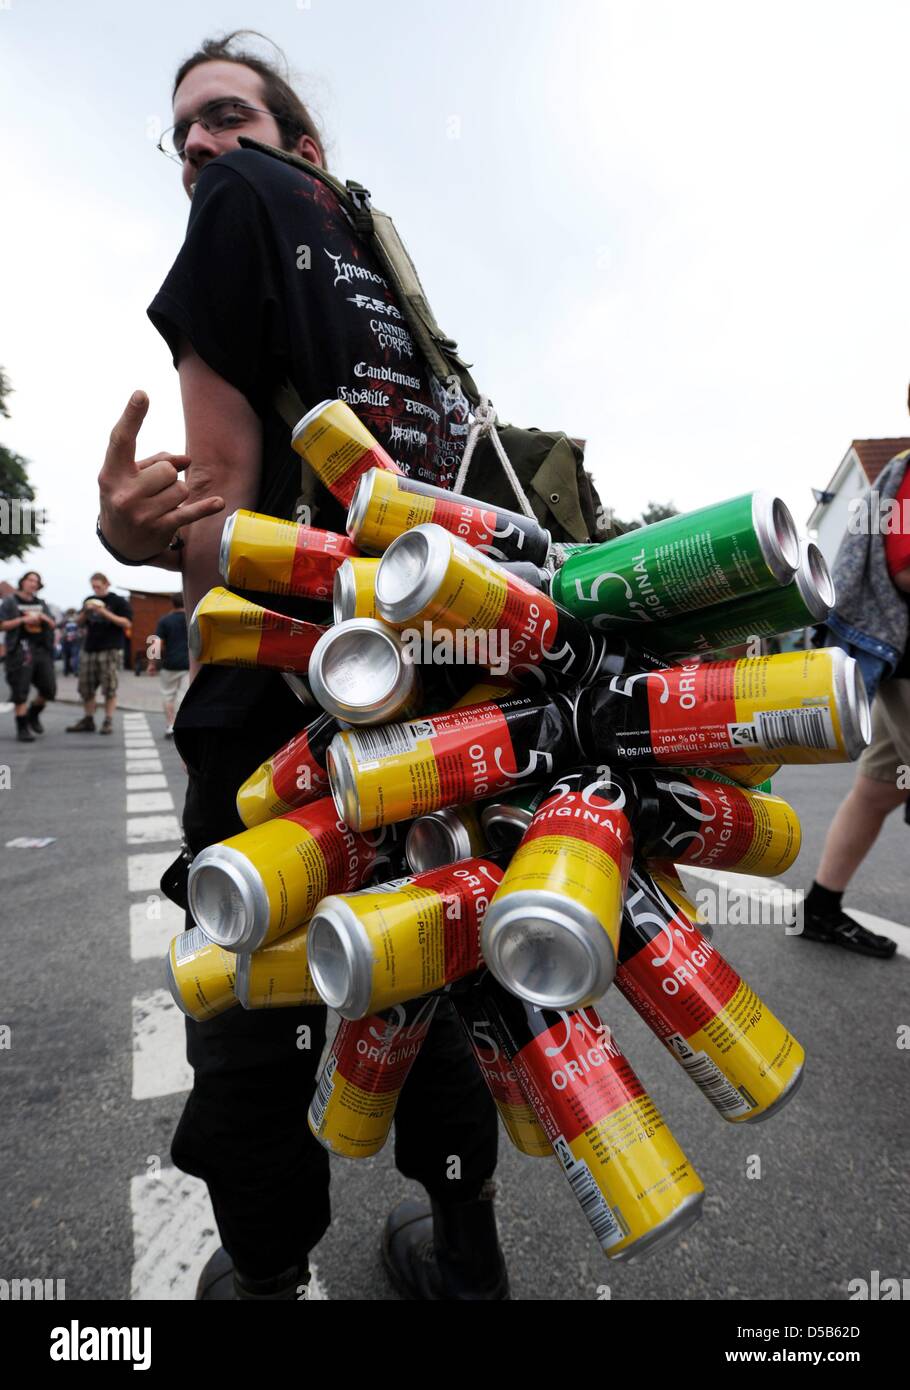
left=16, top=715, right=36, bottom=743
left=27, top=702, right=45, bottom=734
left=195, top=1245, right=309, bottom=1301
left=382, top=1180, right=510, bottom=1300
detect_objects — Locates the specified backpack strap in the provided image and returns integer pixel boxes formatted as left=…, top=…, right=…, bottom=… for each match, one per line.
left=237, top=136, right=480, bottom=407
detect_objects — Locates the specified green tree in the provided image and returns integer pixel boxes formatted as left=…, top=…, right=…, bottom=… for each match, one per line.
left=0, top=367, right=42, bottom=563
left=638, top=500, right=679, bottom=526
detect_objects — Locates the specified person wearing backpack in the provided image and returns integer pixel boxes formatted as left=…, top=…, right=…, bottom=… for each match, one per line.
left=96, top=30, right=519, bottom=1304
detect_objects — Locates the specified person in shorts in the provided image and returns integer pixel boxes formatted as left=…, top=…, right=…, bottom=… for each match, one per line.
left=0, top=570, right=57, bottom=742
left=66, top=572, right=132, bottom=735
left=152, top=593, right=190, bottom=736
left=803, top=449, right=910, bottom=957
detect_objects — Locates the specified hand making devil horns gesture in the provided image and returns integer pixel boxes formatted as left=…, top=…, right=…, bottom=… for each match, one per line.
left=97, top=390, right=224, bottom=562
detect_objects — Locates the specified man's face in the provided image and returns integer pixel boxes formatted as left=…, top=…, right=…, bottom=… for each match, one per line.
left=173, top=61, right=321, bottom=200
left=91, top=578, right=109, bottom=598
left=19, top=574, right=40, bottom=597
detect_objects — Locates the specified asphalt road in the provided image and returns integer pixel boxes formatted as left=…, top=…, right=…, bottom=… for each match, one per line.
left=0, top=702, right=907, bottom=1301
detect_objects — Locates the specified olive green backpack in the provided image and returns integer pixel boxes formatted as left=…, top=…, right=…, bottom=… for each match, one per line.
left=239, top=136, right=617, bottom=548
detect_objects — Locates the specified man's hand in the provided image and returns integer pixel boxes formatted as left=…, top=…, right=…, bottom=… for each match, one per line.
left=98, top=390, right=225, bottom=562
left=892, top=565, right=910, bottom=594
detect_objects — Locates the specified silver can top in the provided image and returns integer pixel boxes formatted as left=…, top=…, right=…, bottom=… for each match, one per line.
left=308, top=619, right=416, bottom=725
left=218, top=511, right=238, bottom=583
left=481, top=891, right=617, bottom=1010
left=346, top=468, right=380, bottom=544
left=406, top=808, right=474, bottom=872
left=327, top=735, right=362, bottom=830
left=290, top=398, right=334, bottom=448
left=333, top=560, right=356, bottom=624
left=835, top=650, right=872, bottom=761
left=232, top=950, right=252, bottom=1008
left=751, top=492, right=800, bottom=584
left=306, top=897, right=374, bottom=1019
left=375, top=523, right=454, bottom=626
left=187, top=596, right=204, bottom=663
left=187, top=844, right=271, bottom=952
left=480, top=801, right=535, bottom=850
left=794, top=539, right=836, bottom=621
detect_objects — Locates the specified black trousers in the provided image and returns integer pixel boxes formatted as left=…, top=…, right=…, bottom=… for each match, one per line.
left=173, top=723, right=499, bottom=1279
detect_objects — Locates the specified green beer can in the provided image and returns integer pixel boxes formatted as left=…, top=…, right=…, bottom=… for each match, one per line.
left=551, top=492, right=799, bottom=625
left=626, top=539, right=834, bottom=660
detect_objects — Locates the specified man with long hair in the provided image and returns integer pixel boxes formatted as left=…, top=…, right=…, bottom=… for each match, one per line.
left=97, top=31, right=506, bottom=1301
left=0, top=569, right=56, bottom=741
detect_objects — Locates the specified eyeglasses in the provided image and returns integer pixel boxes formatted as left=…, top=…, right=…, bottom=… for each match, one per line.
left=157, top=98, right=277, bottom=162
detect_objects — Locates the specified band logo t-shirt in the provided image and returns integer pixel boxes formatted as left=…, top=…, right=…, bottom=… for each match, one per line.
left=148, top=147, right=469, bottom=729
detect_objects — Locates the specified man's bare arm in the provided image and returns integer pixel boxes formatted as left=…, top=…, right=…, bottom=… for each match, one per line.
left=175, top=340, right=264, bottom=625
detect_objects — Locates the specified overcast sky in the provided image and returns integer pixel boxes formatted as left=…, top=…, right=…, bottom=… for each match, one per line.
left=3, top=0, right=910, bottom=607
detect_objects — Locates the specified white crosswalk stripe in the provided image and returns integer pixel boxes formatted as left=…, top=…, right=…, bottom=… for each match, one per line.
left=132, top=988, right=192, bottom=1100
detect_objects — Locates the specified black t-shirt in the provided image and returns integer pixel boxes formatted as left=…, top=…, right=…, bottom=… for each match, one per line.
left=155, top=609, right=189, bottom=671
left=82, top=592, right=132, bottom=652
left=0, top=592, right=55, bottom=658
left=147, top=147, right=469, bottom=731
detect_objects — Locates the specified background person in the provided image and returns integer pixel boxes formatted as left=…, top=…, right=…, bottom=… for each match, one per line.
left=61, top=609, right=82, bottom=676
left=0, top=570, right=57, bottom=742
left=803, top=446, right=910, bottom=957
left=65, top=573, right=132, bottom=735
left=150, top=593, right=189, bottom=736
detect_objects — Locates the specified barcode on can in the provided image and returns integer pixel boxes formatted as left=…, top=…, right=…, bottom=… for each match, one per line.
left=347, top=723, right=421, bottom=765
left=667, top=1034, right=753, bottom=1117
left=746, top=705, right=835, bottom=751
left=174, top=926, right=209, bottom=965
left=554, top=1135, right=625, bottom=1250
left=308, top=1054, right=337, bottom=1132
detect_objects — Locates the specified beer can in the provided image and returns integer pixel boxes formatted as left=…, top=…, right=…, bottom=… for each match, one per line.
left=165, top=926, right=238, bottom=1022
left=187, top=798, right=377, bottom=952
left=626, top=539, right=835, bottom=660
left=307, top=857, right=503, bottom=1018
left=347, top=466, right=551, bottom=565
left=291, top=399, right=403, bottom=509
left=470, top=972, right=705, bottom=1259
left=573, top=648, right=871, bottom=767
left=684, top=763, right=778, bottom=794
left=451, top=677, right=517, bottom=707
left=328, top=690, right=575, bottom=831
left=374, top=524, right=600, bottom=689
left=480, top=785, right=548, bottom=853
left=617, top=867, right=805, bottom=1122
left=236, top=711, right=341, bottom=829
left=551, top=492, right=799, bottom=625
left=333, top=557, right=380, bottom=623
left=482, top=767, right=635, bottom=1009
left=219, top=509, right=359, bottom=601
left=233, top=921, right=322, bottom=1009
left=308, top=618, right=420, bottom=725
left=188, top=587, right=327, bottom=673
left=451, top=978, right=551, bottom=1158
left=650, top=868, right=713, bottom=940
left=634, top=769, right=801, bottom=877
left=307, top=995, right=438, bottom=1157
left=405, top=805, right=487, bottom=872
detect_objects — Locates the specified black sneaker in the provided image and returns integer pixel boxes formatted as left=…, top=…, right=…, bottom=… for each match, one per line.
left=99, top=718, right=113, bottom=735
left=195, top=1246, right=308, bottom=1301
left=16, top=716, right=36, bottom=743
left=801, top=909, right=897, bottom=959
left=27, top=704, right=44, bottom=734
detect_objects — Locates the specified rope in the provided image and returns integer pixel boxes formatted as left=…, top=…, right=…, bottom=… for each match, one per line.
left=453, top=393, right=539, bottom=521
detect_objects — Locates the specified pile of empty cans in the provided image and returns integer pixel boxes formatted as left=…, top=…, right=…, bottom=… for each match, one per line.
left=167, top=399, right=870, bottom=1262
